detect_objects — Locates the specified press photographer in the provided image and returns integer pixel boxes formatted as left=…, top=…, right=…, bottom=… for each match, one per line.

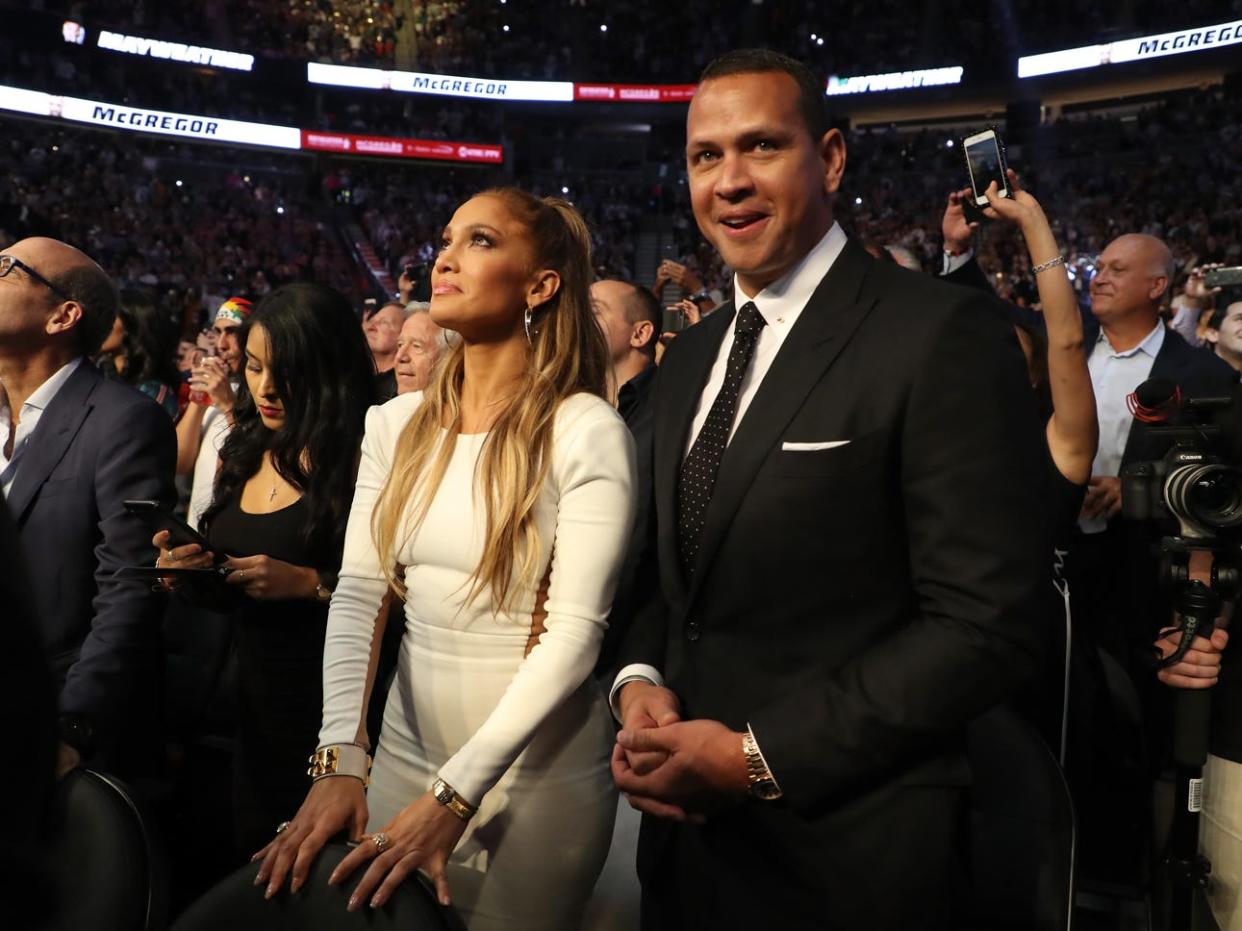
left=1122, top=377, right=1242, bottom=929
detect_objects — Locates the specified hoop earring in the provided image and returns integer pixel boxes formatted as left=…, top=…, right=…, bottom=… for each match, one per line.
left=524, top=305, right=534, bottom=345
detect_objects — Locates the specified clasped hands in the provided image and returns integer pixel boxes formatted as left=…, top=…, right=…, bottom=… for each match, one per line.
left=611, top=681, right=750, bottom=822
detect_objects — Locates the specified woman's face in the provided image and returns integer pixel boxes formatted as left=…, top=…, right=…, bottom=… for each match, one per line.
left=100, top=314, right=125, bottom=355
left=244, top=323, right=286, bottom=431
left=429, top=194, right=547, bottom=341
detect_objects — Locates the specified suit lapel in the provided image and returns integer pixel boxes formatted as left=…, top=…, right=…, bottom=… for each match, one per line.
left=653, top=304, right=732, bottom=604
left=6, top=363, right=99, bottom=522
left=686, top=240, right=876, bottom=607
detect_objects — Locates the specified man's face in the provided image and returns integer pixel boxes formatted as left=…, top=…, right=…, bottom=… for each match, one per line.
left=590, top=280, right=641, bottom=364
left=212, top=319, right=243, bottom=373
left=1215, top=303, right=1242, bottom=356
left=1090, top=236, right=1167, bottom=324
left=394, top=312, right=444, bottom=395
left=685, top=72, right=845, bottom=296
left=0, top=239, right=69, bottom=350
left=364, top=304, right=404, bottom=359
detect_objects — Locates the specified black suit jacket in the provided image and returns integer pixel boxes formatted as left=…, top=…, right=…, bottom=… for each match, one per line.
left=5, top=361, right=176, bottom=770
left=620, top=240, right=1053, bottom=928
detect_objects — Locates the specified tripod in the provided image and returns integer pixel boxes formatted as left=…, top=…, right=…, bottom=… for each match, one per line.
left=1153, top=540, right=1236, bottom=931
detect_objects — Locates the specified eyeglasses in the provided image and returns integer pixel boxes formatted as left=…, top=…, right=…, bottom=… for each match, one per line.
left=0, top=254, right=74, bottom=302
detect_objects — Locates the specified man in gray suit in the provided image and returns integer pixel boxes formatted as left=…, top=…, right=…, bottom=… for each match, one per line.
left=1, top=237, right=175, bottom=777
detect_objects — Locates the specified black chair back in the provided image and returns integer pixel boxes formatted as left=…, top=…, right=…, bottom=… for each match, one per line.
left=172, top=842, right=466, bottom=931
left=968, top=704, right=1076, bottom=931
left=47, top=769, right=169, bottom=931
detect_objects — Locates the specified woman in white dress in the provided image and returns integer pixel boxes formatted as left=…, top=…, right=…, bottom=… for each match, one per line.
left=254, top=187, right=637, bottom=930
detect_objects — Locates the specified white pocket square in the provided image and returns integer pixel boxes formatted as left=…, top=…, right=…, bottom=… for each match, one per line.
left=781, top=440, right=851, bottom=451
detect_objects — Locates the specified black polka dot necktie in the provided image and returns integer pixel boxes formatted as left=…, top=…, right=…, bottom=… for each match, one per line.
left=677, top=301, right=766, bottom=576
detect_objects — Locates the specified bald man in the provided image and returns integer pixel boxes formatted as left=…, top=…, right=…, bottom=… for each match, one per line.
left=0, top=237, right=176, bottom=777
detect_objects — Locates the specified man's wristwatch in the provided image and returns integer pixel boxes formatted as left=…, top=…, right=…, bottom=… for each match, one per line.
left=313, top=578, right=332, bottom=603
left=432, top=777, right=478, bottom=822
left=742, top=729, right=782, bottom=801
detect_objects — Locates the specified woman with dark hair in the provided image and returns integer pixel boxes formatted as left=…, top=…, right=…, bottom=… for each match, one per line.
left=255, top=189, right=636, bottom=929
left=98, top=289, right=181, bottom=418
left=154, top=282, right=378, bottom=853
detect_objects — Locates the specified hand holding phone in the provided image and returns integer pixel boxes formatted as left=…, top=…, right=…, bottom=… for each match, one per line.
left=963, top=129, right=1011, bottom=206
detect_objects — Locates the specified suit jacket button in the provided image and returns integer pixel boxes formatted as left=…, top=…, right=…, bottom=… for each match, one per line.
left=686, top=621, right=700, bottom=642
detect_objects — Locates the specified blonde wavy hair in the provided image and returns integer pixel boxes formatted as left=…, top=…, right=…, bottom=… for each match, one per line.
left=371, top=188, right=609, bottom=613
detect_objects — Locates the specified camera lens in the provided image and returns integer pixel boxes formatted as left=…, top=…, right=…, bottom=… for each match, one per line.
left=1165, top=464, right=1242, bottom=531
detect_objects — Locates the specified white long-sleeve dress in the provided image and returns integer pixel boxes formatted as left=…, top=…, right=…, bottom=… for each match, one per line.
left=318, top=391, right=636, bottom=931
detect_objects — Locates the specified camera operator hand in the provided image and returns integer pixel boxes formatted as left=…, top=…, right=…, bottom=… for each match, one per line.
left=942, top=187, right=979, bottom=254
left=1156, top=627, right=1229, bottom=689
left=1081, top=476, right=1122, bottom=520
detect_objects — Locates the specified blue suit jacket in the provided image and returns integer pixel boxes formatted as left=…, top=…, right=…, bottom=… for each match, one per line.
left=5, top=361, right=176, bottom=767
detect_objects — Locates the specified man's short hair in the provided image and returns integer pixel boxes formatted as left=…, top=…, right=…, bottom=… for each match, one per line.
left=1209, top=287, right=1242, bottom=330
left=700, top=49, right=829, bottom=141
left=50, top=263, right=119, bottom=356
left=620, top=281, right=661, bottom=353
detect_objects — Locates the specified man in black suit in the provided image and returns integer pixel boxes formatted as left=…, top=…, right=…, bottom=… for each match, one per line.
left=1, top=236, right=176, bottom=777
left=609, top=50, right=1051, bottom=929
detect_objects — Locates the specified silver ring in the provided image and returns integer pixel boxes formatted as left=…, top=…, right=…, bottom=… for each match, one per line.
left=275, top=821, right=291, bottom=835
left=372, top=832, right=391, bottom=854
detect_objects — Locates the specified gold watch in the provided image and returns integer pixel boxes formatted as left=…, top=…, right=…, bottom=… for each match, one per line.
left=313, top=575, right=332, bottom=603
left=432, top=777, right=478, bottom=822
left=742, top=730, right=782, bottom=801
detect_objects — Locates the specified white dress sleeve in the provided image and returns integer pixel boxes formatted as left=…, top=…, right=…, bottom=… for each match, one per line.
left=318, top=394, right=423, bottom=749
left=438, top=399, right=637, bottom=804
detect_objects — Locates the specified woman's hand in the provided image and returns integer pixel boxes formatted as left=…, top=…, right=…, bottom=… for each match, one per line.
left=152, top=529, right=215, bottom=589
left=252, top=776, right=369, bottom=897
left=330, top=792, right=468, bottom=910
left=224, top=554, right=318, bottom=600
left=978, top=170, right=1049, bottom=232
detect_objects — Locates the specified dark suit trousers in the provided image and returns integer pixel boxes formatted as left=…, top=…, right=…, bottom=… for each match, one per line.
left=638, top=783, right=968, bottom=930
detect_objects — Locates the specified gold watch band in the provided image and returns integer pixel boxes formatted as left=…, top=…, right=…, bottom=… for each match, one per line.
left=433, top=777, right=479, bottom=822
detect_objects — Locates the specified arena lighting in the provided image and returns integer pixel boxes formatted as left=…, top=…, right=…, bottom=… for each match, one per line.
left=1018, top=18, right=1242, bottom=78
left=62, top=21, right=86, bottom=45
left=96, top=29, right=255, bottom=72
left=307, top=61, right=573, bottom=102
left=0, top=84, right=506, bottom=163
left=826, top=66, right=964, bottom=95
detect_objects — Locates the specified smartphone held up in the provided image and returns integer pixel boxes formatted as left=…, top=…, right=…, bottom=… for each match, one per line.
left=963, top=129, right=1011, bottom=207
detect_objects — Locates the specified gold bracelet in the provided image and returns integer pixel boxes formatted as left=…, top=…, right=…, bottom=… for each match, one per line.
left=307, top=744, right=371, bottom=786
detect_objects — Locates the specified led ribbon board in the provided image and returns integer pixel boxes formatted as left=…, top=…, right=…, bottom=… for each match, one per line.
left=96, top=29, right=255, bottom=72
left=0, top=85, right=504, bottom=162
left=1018, top=19, right=1242, bottom=78
left=308, top=62, right=573, bottom=102
left=826, top=66, right=964, bottom=96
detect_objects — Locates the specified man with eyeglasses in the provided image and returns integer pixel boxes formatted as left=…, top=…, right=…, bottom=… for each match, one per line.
left=0, top=237, right=175, bottom=780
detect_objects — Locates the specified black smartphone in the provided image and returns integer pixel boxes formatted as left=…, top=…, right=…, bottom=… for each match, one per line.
left=1205, top=267, right=1242, bottom=289
left=124, top=499, right=213, bottom=552
left=962, top=129, right=1011, bottom=206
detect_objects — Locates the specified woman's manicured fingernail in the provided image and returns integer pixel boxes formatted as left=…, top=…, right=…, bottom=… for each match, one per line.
left=348, top=895, right=359, bottom=911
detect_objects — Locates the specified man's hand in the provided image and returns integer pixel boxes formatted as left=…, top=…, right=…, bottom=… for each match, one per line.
left=398, top=268, right=414, bottom=304
left=1081, top=475, right=1122, bottom=521
left=656, top=259, right=704, bottom=295
left=618, top=681, right=681, bottom=775
left=611, top=720, right=749, bottom=820
left=1184, top=263, right=1224, bottom=305
left=188, top=356, right=236, bottom=414
left=1156, top=627, right=1229, bottom=689
left=942, top=187, right=979, bottom=255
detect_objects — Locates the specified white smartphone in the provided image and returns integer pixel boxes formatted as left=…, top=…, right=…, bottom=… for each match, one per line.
left=963, top=129, right=1010, bottom=206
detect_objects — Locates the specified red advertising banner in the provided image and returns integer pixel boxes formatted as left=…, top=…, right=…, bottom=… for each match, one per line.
left=300, top=130, right=504, bottom=163
left=573, top=83, right=697, bottom=103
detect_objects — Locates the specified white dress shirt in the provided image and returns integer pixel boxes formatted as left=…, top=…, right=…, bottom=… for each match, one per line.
left=612, top=223, right=848, bottom=718
left=1078, top=322, right=1165, bottom=534
left=1, top=357, right=83, bottom=499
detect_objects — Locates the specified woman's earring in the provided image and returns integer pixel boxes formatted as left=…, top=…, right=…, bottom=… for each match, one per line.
left=524, top=305, right=534, bottom=345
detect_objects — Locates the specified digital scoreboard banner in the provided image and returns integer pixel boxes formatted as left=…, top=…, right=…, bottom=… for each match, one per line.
left=308, top=62, right=574, bottom=102
left=0, top=85, right=504, bottom=163
left=826, top=66, right=964, bottom=96
left=1018, top=19, right=1242, bottom=78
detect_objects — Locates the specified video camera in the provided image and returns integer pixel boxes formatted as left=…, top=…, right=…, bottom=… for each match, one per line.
left=1120, top=379, right=1242, bottom=542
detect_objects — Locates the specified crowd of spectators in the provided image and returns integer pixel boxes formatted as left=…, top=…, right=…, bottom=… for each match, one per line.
left=38, top=0, right=1242, bottom=81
